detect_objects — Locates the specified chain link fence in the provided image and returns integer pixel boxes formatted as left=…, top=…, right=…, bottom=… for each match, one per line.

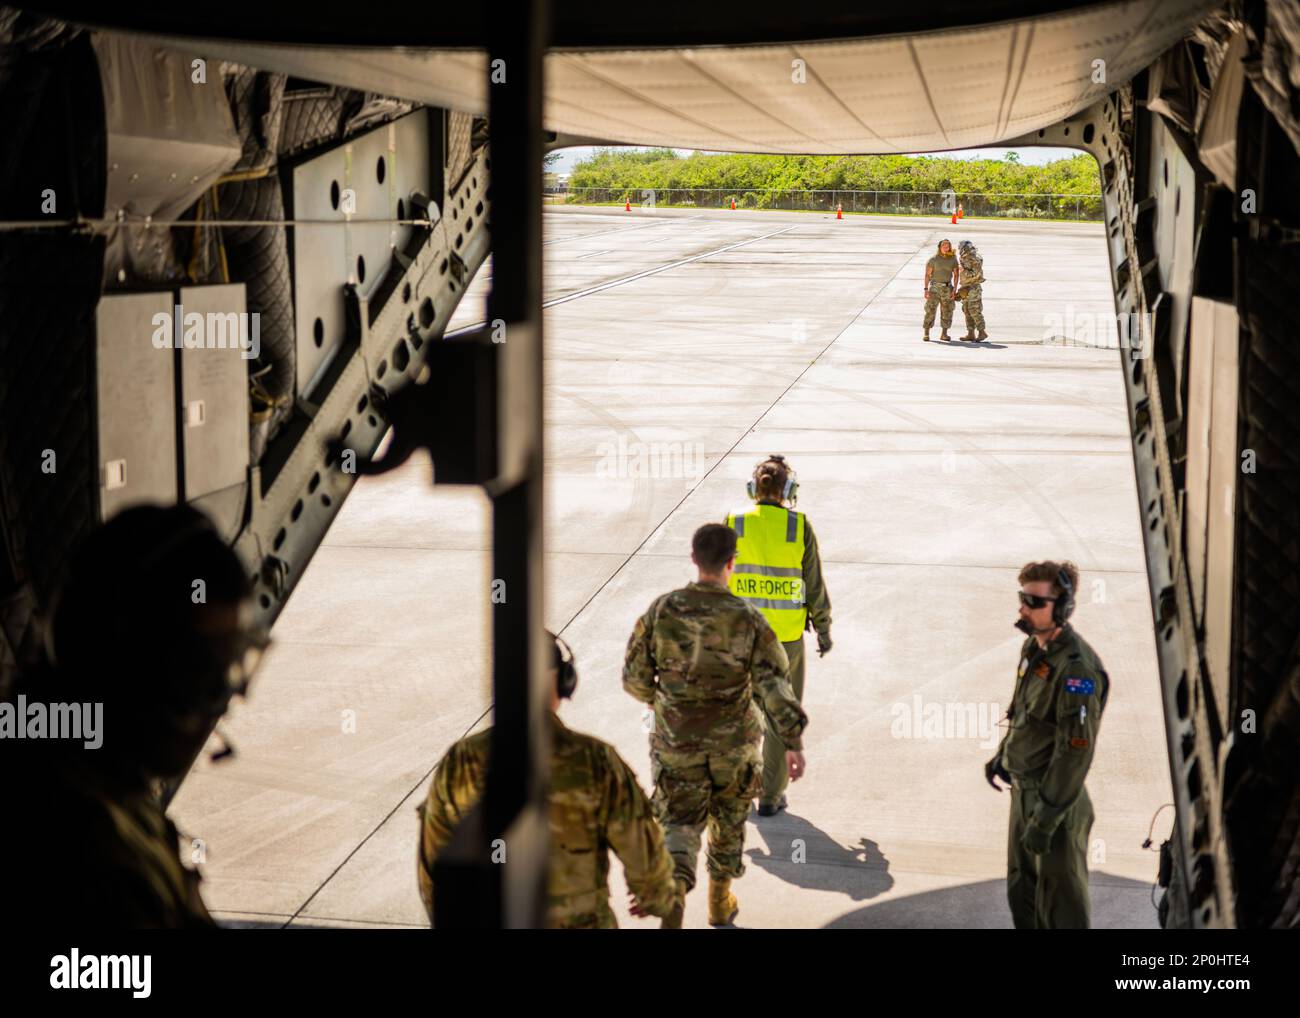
left=552, top=187, right=1102, bottom=221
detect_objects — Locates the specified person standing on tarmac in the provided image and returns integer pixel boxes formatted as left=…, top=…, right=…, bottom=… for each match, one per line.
left=418, top=631, right=677, bottom=929
left=984, top=560, right=1109, bottom=929
left=956, top=239, right=988, bottom=342
left=725, top=455, right=831, bottom=817
left=923, top=238, right=959, bottom=342
left=623, top=524, right=807, bottom=928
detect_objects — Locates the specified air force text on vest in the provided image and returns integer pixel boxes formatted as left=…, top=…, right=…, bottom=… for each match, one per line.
left=151, top=304, right=260, bottom=360
left=0, top=696, right=102, bottom=749
left=50, top=950, right=151, bottom=998
left=733, top=574, right=804, bottom=601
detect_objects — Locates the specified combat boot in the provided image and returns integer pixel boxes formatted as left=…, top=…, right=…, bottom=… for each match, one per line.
left=708, top=876, right=739, bottom=926
left=977, top=329, right=988, bottom=341
left=960, top=329, right=976, bottom=341
left=940, top=329, right=952, bottom=342
left=660, top=879, right=687, bottom=930
left=923, top=330, right=930, bottom=342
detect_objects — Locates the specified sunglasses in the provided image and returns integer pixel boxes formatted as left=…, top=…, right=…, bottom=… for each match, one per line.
left=1018, top=591, right=1058, bottom=609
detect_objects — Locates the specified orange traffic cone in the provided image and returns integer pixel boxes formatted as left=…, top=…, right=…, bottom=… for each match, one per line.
left=836, top=204, right=843, bottom=220
left=951, top=210, right=957, bottom=224
left=730, top=197, right=736, bottom=210
left=957, top=204, right=965, bottom=220
left=625, top=198, right=631, bottom=212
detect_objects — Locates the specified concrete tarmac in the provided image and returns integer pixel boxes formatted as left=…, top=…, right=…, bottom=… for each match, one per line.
left=172, top=205, right=1171, bottom=929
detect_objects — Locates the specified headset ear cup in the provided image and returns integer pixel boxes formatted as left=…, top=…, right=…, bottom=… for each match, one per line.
left=1055, top=568, right=1074, bottom=625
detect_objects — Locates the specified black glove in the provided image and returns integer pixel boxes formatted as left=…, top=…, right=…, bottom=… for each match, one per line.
left=984, top=753, right=1011, bottom=791
left=816, top=630, right=832, bottom=657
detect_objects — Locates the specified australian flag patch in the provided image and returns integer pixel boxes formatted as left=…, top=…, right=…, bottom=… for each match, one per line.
left=1064, top=676, right=1095, bottom=695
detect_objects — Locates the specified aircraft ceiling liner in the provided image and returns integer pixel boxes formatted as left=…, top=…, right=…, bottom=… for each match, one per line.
left=99, top=0, right=1217, bottom=154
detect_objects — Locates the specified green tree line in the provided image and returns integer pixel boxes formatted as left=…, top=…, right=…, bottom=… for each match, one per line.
left=565, top=149, right=1103, bottom=219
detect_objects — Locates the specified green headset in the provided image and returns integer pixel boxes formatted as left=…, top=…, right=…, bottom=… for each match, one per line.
left=747, top=454, right=799, bottom=505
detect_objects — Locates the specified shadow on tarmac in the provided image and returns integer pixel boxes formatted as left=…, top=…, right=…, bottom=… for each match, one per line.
left=745, top=809, right=895, bottom=902
left=821, top=873, right=1159, bottom=928
left=924, top=339, right=1009, bottom=349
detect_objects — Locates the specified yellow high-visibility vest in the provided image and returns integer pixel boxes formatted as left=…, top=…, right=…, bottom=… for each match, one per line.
left=725, top=504, right=806, bottom=641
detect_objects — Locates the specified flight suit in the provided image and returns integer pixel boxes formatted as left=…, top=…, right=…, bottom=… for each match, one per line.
left=989, top=625, right=1108, bottom=928
left=723, top=502, right=832, bottom=807
left=622, top=581, right=808, bottom=891
left=417, top=712, right=677, bottom=928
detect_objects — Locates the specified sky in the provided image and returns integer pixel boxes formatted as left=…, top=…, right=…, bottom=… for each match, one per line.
left=546, top=145, right=1082, bottom=174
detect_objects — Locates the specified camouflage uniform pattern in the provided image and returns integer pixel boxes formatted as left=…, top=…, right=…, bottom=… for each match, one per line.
left=417, top=713, right=677, bottom=928
left=958, top=245, right=986, bottom=332
left=0, top=751, right=215, bottom=928
left=623, top=581, right=808, bottom=889
left=923, top=282, right=955, bottom=330
left=990, top=625, right=1108, bottom=928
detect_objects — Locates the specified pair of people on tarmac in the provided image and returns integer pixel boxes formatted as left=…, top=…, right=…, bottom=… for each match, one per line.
left=924, top=237, right=987, bottom=342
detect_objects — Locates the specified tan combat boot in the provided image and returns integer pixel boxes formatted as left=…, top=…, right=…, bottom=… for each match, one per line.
left=977, top=329, right=989, bottom=341
left=940, top=329, right=952, bottom=342
left=960, top=329, right=976, bottom=341
left=923, top=330, right=931, bottom=342
left=707, top=876, right=739, bottom=926
left=660, top=879, right=687, bottom=929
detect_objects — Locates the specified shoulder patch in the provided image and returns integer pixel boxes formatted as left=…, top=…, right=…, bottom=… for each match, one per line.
left=1064, top=676, right=1096, bottom=695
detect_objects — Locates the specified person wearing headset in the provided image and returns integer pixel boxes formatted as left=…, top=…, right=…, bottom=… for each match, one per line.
left=417, top=631, right=677, bottom=929
left=985, top=560, right=1109, bottom=929
left=725, top=455, right=831, bottom=817
left=1, top=504, right=263, bottom=929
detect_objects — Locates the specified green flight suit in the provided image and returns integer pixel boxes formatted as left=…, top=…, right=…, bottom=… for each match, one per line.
left=990, top=624, right=1108, bottom=929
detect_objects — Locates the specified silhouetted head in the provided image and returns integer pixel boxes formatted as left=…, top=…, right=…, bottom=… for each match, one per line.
left=47, top=504, right=257, bottom=781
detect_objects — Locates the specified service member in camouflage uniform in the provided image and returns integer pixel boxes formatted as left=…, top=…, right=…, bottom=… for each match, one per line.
left=957, top=239, right=988, bottom=342
left=1, top=505, right=260, bottom=928
left=923, top=237, right=959, bottom=341
left=985, top=560, right=1109, bottom=929
left=623, top=523, right=808, bottom=927
left=418, top=632, right=677, bottom=929
left=724, top=455, right=831, bottom=817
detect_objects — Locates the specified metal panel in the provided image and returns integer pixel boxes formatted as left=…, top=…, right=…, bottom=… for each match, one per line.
left=291, top=109, right=431, bottom=400
left=1149, top=118, right=1197, bottom=406
left=96, top=292, right=177, bottom=518
left=1185, top=297, right=1216, bottom=620
left=1203, top=298, right=1239, bottom=730
left=178, top=284, right=251, bottom=511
